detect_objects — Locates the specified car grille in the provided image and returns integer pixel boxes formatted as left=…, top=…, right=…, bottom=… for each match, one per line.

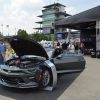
left=0, top=76, right=24, bottom=85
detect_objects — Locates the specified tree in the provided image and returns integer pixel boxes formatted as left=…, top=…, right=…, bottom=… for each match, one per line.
left=47, top=34, right=51, bottom=41
left=17, top=29, right=30, bottom=39
left=31, top=33, right=48, bottom=41
left=0, top=33, right=4, bottom=39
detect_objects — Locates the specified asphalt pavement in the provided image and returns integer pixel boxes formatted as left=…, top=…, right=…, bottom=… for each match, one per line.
left=0, top=56, right=100, bottom=100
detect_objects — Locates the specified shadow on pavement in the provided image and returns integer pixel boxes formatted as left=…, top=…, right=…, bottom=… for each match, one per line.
left=0, top=72, right=81, bottom=100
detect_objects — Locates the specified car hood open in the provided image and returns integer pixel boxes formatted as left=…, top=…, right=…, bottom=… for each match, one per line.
left=9, top=36, right=49, bottom=59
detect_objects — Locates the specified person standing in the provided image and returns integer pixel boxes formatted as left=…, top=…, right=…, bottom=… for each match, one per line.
left=56, top=42, right=60, bottom=48
left=74, top=42, right=79, bottom=54
left=68, top=42, right=75, bottom=52
left=62, top=42, right=69, bottom=50
left=0, top=38, right=5, bottom=64
left=80, top=42, right=85, bottom=54
left=4, top=42, right=15, bottom=62
left=74, top=42, right=79, bottom=50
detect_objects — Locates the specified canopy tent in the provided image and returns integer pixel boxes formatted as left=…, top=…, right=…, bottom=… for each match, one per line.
left=55, top=5, right=100, bottom=30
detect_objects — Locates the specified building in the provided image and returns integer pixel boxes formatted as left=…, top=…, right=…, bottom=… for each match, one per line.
left=55, top=6, right=100, bottom=57
left=35, top=3, right=70, bottom=34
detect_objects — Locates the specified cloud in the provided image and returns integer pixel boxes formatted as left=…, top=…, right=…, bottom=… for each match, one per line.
left=65, top=6, right=78, bottom=15
left=0, top=0, right=79, bottom=36
left=0, top=0, right=45, bottom=36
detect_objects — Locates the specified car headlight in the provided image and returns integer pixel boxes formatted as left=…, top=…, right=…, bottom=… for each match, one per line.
left=28, top=67, right=42, bottom=74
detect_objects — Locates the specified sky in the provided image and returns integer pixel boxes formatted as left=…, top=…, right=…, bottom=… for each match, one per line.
left=0, top=0, right=100, bottom=36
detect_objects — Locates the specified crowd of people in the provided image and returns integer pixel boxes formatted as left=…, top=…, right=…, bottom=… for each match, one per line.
left=0, top=38, right=15, bottom=65
left=56, top=41, right=85, bottom=53
left=0, top=37, right=85, bottom=65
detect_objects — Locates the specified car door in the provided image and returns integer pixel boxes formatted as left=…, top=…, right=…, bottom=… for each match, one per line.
left=54, top=51, right=85, bottom=71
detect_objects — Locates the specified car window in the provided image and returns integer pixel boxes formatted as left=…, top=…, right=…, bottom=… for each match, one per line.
left=51, top=48, right=63, bottom=58
left=63, top=50, right=82, bottom=56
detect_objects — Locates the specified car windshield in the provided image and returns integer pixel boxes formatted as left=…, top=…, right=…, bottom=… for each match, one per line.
left=47, top=51, right=53, bottom=58
left=44, top=48, right=54, bottom=58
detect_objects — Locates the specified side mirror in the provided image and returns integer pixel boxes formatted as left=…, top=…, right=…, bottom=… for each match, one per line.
left=56, top=55, right=62, bottom=59
left=50, top=58, right=54, bottom=63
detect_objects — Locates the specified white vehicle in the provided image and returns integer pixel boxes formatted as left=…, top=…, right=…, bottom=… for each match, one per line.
left=40, top=40, right=53, bottom=48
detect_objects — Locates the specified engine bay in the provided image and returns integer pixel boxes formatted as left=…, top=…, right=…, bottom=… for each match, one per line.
left=5, top=56, right=44, bottom=68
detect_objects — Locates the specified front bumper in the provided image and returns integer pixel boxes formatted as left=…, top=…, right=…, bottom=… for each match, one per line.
left=0, top=72, right=39, bottom=88
left=0, top=79, right=38, bottom=88
left=0, top=65, right=40, bottom=88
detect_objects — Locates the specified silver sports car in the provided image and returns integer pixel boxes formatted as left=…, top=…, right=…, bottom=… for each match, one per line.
left=0, top=36, right=85, bottom=91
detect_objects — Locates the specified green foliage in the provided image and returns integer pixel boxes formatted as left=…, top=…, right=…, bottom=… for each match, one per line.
left=48, top=34, right=51, bottom=41
left=50, top=34, right=58, bottom=41
left=0, top=33, right=4, bottom=39
left=31, top=33, right=51, bottom=41
left=54, top=33, right=58, bottom=41
left=17, top=29, right=30, bottom=39
left=17, top=30, right=55, bottom=42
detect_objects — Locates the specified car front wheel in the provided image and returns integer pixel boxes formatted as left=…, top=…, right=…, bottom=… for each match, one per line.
left=41, top=69, right=51, bottom=87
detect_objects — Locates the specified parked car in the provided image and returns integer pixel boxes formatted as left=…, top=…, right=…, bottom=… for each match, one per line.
left=40, top=40, right=53, bottom=48
left=91, top=50, right=100, bottom=58
left=91, top=49, right=96, bottom=58
left=84, top=48, right=93, bottom=55
left=0, top=36, right=85, bottom=90
left=96, top=51, right=100, bottom=58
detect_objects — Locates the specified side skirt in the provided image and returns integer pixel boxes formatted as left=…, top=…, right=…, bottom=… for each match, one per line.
left=57, top=69, right=82, bottom=74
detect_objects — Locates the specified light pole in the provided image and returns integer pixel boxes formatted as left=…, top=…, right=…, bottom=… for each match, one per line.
left=6, top=25, right=9, bottom=36
left=1, top=24, right=3, bottom=36
left=15, top=28, right=17, bottom=35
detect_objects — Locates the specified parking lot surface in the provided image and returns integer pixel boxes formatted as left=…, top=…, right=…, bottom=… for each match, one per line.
left=0, top=56, right=100, bottom=100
